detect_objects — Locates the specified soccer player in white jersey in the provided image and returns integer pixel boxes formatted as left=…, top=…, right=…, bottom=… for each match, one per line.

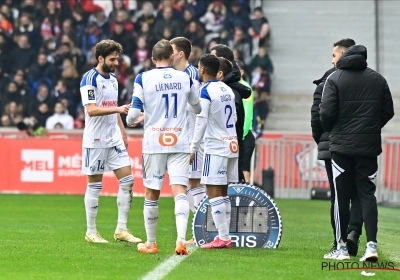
left=170, top=37, right=206, bottom=215
left=190, top=54, right=239, bottom=249
left=79, top=40, right=142, bottom=244
left=126, top=39, right=201, bottom=255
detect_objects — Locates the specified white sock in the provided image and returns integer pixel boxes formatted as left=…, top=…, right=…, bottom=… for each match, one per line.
left=116, top=175, right=134, bottom=232
left=175, top=194, right=189, bottom=244
left=209, top=197, right=229, bottom=241
left=144, top=199, right=158, bottom=245
left=84, top=182, right=102, bottom=234
left=186, top=188, right=196, bottom=213
left=224, top=196, right=231, bottom=233
left=192, top=186, right=206, bottom=210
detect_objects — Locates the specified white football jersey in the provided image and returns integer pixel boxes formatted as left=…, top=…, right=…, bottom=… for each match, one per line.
left=184, top=64, right=202, bottom=140
left=80, top=68, right=123, bottom=148
left=131, top=66, right=199, bottom=153
left=197, top=80, right=238, bottom=158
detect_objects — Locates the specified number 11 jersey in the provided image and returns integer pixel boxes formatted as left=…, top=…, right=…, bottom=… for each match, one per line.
left=131, top=66, right=199, bottom=154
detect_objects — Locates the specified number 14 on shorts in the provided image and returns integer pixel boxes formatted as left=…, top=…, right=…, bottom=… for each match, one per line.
left=90, top=160, right=105, bottom=172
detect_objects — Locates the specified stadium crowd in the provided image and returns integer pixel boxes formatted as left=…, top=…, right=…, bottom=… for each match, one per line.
left=0, top=0, right=273, bottom=131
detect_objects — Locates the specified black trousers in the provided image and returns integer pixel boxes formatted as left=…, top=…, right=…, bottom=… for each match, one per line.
left=325, top=159, right=363, bottom=242
left=331, top=152, right=378, bottom=243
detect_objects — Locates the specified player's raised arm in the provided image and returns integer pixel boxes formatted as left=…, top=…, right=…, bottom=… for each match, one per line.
left=127, top=73, right=144, bottom=126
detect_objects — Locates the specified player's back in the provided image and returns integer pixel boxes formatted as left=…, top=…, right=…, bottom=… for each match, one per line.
left=80, top=68, right=122, bottom=148
left=200, top=80, right=238, bottom=158
left=138, top=66, right=194, bottom=153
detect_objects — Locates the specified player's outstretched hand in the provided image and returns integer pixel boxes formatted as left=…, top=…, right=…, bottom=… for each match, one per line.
left=190, top=153, right=195, bottom=164
left=118, top=104, right=131, bottom=114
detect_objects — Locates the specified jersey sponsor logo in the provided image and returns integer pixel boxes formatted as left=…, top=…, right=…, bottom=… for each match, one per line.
left=158, top=133, right=178, bottom=146
left=163, top=72, right=172, bottom=79
left=152, top=127, right=182, bottom=132
left=88, top=90, right=95, bottom=100
left=230, top=141, right=239, bottom=153
left=102, top=100, right=118, bottom=107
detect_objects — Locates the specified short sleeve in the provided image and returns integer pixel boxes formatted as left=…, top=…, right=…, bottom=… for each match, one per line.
left=80, top=71, right=98, bottom=106
left=131, top=73, right=144, bottom=109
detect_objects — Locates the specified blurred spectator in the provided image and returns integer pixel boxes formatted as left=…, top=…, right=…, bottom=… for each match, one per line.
left=0, top=114, right=11, bottom=127
left=28, top=52, right=57, bottom=86
left=57, top=19, right=75, bottom=46
left=40, top=0, right=61, bottom=39
left=188, top=45, right=202, bottom=67
left=0, top=2, right=18, bottom=26
left=110, top=9, right=134, bottom=34
left=253, top=88, right=269, bottom=139
left=206, top=38, right=219, bottom=52
left=248, top=7, right=270, bottom=48
left=135, top=21, right=156, bottom=49
left=92, top=0, right=113, bottom=17
left=28, top=83, right=56, bottom=116
left=228, top=27, right=251, bottom=64
left=109, top=0, right=126, bottom=22
left=40, top=36, right=57, bottom=63
left=110, top=22, right=134, bottom=55
left=53, top=79, right=75, bottom=114
left=184, top=0, right=207, bottom=19
left=54, top=42, right=85, bottom=73
left=183, top=20, right=205, bottom=49
left=83, top=21, right=107, bottom=54
left=132, top=36, right=150, bottom=71
left=53, top=122, right=63, bottom=129
left=4, top=101, right=23, bottom=125
left=0, top=11, right=13, bottom=34
left=12, top=69, right=30, bottom=98
left=250, top=47, right=273, bottom=74
left=210, top=29, right=229, bottom=46
left=251, top=65, right=270, bottom=94
left=89, top=10, right=110, bottom=36
left=174, top=0, right=186, bottom=13
left=82, top=52, right=97, bottom=73
left=8, top=34, right=36, bottom=73
left=17, top=116, right=49, bottom=136
left=200, top=1, right=226, bottom=43
left=14, top=14, right=41, bottom=50
left=73, top=107, right=85, bottom=128
left=71, top=5, right=87, bottom=50
left=0, top=63, right=9, bottom=93
left=32, top=102, right=51, bottom=127
left=0, top=32, right=12, bottom=67
left=121, top=67, right=135, bottom=103
left=137, top=57, right=153, bottom=73
left=153, top=6, right=179, bottom=41
left=135, top=1, right=156, bottom=31
left=180, top=7, right=195, bottom=31
left=45, top=102, right=73, bottom=129
left=19, top=0, right=43, bottom=26
left=3, top=81, right=24, bottom=106
left=161, top=26, right=173, bottom=41
left=157, top=0, right=182, bottom=20
left=224, top=1, right=250, bottom=34
left=60, top=61, right=80, bottom=94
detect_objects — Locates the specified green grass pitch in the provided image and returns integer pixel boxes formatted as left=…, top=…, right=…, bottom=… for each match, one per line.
left=0, top=194, right=399, bottom=280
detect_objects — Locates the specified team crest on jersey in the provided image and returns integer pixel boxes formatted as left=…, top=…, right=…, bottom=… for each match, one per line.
left=88, top=90, right=95, bottom=100
left=90, top=165, right=96, bottom=172
left=163, top=72, right=172, bottom=79
left=111, top=80, right=118, bottom=90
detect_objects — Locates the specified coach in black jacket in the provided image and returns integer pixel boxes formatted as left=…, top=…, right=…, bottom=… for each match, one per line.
left=311, top=67, right=363, bottom=257
left=211, top=44, right=251, bottom=182
left=320, top=44, right=394, bottom=262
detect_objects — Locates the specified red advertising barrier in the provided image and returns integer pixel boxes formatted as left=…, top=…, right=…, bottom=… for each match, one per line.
left=0, top=136, right=170, bottom=196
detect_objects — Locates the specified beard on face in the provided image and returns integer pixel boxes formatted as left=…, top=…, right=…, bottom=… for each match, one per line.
left=102, top=62, right=115, bottom=73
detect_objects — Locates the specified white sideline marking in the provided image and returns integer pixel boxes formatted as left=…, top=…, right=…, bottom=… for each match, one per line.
left=141, top=247, right=198, bottom=280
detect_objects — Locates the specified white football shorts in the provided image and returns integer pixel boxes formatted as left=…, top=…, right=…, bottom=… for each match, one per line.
left=82, top=144, right=131, bottom=175
left=189, top=144, right=204, bottom=179
left=142, top=153, right=189, bottom=190
left=201, top=154, right=239, bottom=185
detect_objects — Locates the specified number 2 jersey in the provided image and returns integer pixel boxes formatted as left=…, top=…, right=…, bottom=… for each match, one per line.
left=79, top=68, right=123, bottom=148
left=131, top=66, right=199, bottom=154
left=191, top=80, right=238, bottom=158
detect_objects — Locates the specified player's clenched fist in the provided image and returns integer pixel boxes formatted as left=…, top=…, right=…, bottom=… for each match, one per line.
left=118, top=104, right=131, bottom=114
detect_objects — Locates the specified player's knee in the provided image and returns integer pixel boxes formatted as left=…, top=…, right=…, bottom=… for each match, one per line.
left=119, top=175, right=134, bottom=191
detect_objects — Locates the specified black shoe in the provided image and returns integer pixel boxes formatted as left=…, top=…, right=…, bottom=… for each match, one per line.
left=347, top=230, right=360, bottom=256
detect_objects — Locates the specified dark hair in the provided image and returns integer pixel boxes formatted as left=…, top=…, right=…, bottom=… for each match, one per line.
left=333, top=38, right=356, bottom=48
left=94, top=39, right=123, bottom=61
left=170, top=37, right=192, bottom=60
left=152, top=39, right=173, bottom=61
left=254, top=7, right=263, bottom=13
left=199, top=54, right=220, bottom=77
left=218, top=57, right=232, bottom=77
left=210, top=44, right=234, bottom=61
left=234, top=59, right=245, bottom=71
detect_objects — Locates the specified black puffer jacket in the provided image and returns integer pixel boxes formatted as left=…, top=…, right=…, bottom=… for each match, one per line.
left=320, top=45, right=394, bottom=157
left=311, top=67, right=335, bottom=160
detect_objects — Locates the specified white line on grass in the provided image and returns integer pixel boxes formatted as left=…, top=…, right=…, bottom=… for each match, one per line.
left=141, top=247, right=198, bottom=280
